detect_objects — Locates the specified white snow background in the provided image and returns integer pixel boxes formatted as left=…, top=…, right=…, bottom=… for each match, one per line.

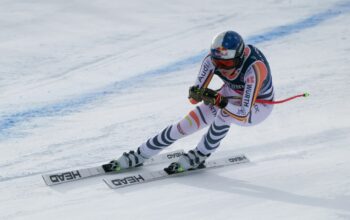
left=0, top=0, right=350, bottom=219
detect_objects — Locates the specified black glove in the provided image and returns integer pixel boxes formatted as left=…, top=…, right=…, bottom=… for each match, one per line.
left=188, top=86, right=203, bottom=102
left=201, top=88, right=228, bottom=108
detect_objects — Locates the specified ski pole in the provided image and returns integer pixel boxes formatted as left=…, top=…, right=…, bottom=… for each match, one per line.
left=227, top=92, right=310, bottom=105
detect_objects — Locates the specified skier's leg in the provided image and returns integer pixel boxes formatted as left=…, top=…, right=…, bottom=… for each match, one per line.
left=114, top=103, right=218, bottom=169
left=167, top=109, right=231, bottom=172
left=196, top=102, right=273, bottom=155
left=195, top=110, right=231, bottom=155
left=167, top=102, right=273, bottom=173
left=139, top=103, right=218, bottom=158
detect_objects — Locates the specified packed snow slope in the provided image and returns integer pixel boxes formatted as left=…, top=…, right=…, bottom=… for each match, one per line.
left=0, top=0, right=350, bottom=219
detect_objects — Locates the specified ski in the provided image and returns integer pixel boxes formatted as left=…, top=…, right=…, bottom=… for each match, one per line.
left=103, top=154, right=249, bottom=189
left=42, top=149, right=184, bottom=186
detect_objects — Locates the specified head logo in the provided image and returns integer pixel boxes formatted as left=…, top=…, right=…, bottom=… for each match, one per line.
left=228, top=156, right=247, bottom=163
left=111, top=175, right=145, bottom=186
left=49, top=171, right=82, bottom=183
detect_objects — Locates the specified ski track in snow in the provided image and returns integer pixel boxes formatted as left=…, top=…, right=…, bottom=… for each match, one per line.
left=0, top=1, right=349, bottom=140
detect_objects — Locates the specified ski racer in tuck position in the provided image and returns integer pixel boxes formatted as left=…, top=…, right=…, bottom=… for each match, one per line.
left=108, top=30, right=274, bottom=174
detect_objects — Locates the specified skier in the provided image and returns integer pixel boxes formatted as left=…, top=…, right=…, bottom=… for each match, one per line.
left=108, top=30, right=274, bottom=174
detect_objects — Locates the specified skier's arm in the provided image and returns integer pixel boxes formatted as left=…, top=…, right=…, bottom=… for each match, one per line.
left=223, top=61, right=268, bottom=121
left=189, top=55, right=215, bottom=104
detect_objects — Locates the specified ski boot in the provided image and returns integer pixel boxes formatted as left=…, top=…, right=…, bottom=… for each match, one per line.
left=102, top=148, right=147, bottom=172
left=164, top=149, right=210, bottom=174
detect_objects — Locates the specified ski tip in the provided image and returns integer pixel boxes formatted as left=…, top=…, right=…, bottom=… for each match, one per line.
left=42, top=175, right=52, bottom=186
left=103, top=179, right=114, bottom=189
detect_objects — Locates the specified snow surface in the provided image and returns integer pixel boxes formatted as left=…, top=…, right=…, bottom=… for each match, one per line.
left=0, top=0, right=350, bottom=219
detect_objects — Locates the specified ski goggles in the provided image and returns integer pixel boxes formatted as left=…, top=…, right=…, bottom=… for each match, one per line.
left=211, top=57, right=242, bottom=70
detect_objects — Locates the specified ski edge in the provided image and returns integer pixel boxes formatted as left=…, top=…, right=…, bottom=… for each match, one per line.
left=42, top=149, right=184, bottom=186
left=103, top=154, right=249, bottom=189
